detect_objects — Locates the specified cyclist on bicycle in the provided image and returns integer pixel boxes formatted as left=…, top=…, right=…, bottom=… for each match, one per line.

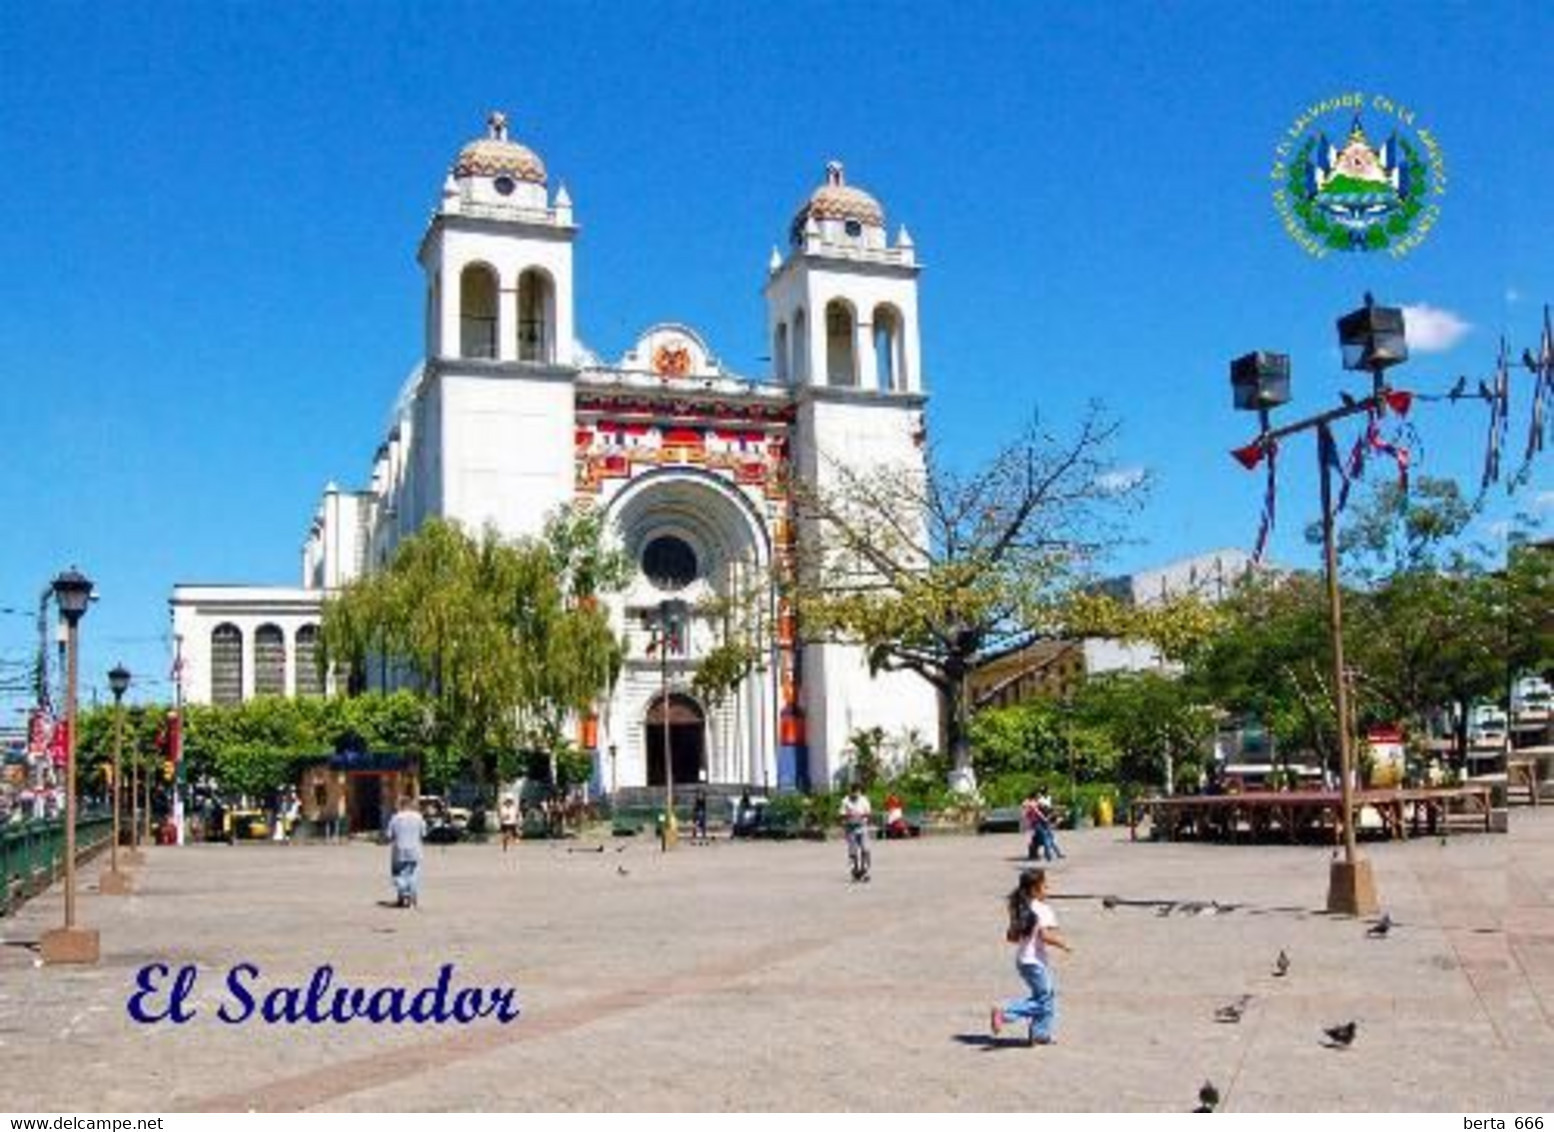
left=840, top=783, right=873, bottom=882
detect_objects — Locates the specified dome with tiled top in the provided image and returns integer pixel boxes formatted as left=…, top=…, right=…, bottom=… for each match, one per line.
left=452, top=111, right=547, bottom=185
left=794, top=161, right=884, bottom=229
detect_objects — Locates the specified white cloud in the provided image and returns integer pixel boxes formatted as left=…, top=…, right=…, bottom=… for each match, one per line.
left=1401, top=303, right=1472, bottom=353
left=1506, top=287, right=1522, bottom=305
left=1536, top=490, right=1554, bottom=513
left=1096, top=466, right=1147, bottom=494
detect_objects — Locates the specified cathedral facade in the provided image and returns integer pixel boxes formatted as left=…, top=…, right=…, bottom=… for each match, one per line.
left=171, top=113, right=939, bottom=793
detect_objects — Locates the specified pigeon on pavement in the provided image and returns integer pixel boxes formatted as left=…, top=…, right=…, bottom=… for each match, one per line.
left=1367, top=912, right=1393, bottom=938
left=1273, top=949, right=1291, bottom=977
left=1323, top=1021, right=1358, bottom=1048
left=1214, top=995, right=1252, bottom=1024
left=1195, top=1081, right=1221, bottom=1112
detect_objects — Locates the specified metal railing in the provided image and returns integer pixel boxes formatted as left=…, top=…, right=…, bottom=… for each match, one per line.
left=1, top=811, right=113, bottom=917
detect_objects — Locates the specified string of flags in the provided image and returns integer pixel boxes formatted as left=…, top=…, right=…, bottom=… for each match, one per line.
left=1513, top=306, right=1552, bottom=488
left=1229, top=304, right=1550, bottom=562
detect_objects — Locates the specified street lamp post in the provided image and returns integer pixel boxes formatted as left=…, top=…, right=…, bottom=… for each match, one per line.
left=100, top=664, right=133, bottom=895
left=649, top=598, right=689, bottom=851
left=1230, top=295, right=1405, bottom=916
left=40, top=567, right=100, bottom=965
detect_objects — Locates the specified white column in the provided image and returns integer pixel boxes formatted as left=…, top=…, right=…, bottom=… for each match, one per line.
left=240, top=624, right=255, bottom=703
left=857, top=317, right=879, bottom=393
left=498, top=279, right=518, bottom=362
left=439, top=263, right=461, bottom=360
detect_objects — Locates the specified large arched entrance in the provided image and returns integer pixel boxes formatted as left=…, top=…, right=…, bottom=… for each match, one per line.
left=645, top=693, right=705, bottom=787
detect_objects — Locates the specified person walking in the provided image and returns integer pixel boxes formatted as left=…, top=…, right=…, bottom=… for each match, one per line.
left=1032, top=793, right=1064, bottom=861
left=840, top=783, right=872, bottom=881
left=692, top=787, right=708, bottom=841
left=498, top=794, right=520, bottom=852
left=991, top=868, right=1071, bottom=1045
left=386, top=795, right=426, bottom=909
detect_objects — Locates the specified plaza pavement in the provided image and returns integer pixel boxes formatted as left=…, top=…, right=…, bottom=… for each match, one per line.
left=2, top=809, right=1552, bottom=1113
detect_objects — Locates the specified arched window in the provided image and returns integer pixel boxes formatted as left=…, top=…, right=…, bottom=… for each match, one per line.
left=791, top=308, right=809, bottom=383
left=773, top=322, right=789, bottom=382
left=295, top=625, right=323, bottom=697
left=518, top=268, right=555, bottom=362
left=825, top=300, right=857, bottom=387
left=459, top=264, right=498, bottom=359
left=211, top=624, right=243, bottom=706
left=873, top=304, right=906, bottom=391
left=254, top=624, right=286, bottom=697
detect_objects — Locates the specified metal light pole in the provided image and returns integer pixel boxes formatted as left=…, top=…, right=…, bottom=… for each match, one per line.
left=1230, top=295, right=1405, bottom=916
left=651, top=598, right=689, bottom=851
left=41, top=567, right=99, bottom=964
left=124, top=734, right=144, bottom=866
left=100, top=664, right=133, bottom=895
left=143, top=724, right=154, bottom=847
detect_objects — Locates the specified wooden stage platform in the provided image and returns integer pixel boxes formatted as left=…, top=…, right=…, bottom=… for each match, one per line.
left=1128, top=785, right=1493, bottom=843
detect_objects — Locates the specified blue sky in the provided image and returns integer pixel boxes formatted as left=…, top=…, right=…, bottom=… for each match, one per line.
left=1, top=1, right=1549, bottom=712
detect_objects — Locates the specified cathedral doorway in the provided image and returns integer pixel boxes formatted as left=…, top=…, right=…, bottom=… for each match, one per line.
left=645, top=693, right=706, bottom=787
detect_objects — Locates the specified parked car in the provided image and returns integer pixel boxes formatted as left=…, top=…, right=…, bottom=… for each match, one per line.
left=418, top=795, right=469, bottom=842
left=1511, top=676, right=1552, bottom=723
left=1468, top=704, right=1508, bottom=748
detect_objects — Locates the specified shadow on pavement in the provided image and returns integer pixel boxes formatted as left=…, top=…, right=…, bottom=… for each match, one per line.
left=950, top=1033, right=1035, bottom=1052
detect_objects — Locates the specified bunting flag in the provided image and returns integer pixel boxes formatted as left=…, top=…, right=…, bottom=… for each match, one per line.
left=48, top=716, right=70, bottom=769
left=1230, top=440, right=1267, bottom=470
left=1481, top=336, right=1511, bottom=492
left=644, top=624, right=684, bottom=657
left=1520, top=305, right=1552, bottom=473
left=1252, top=437, right=1279, bottom=563
left=1337, top=395, right=1414, bottom=511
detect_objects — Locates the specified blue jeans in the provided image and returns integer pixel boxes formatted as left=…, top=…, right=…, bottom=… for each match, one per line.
left=846, top=826, right=871, bottom=874
left=1001, top=960, right=1056, bottom=1041
left=1028, top=825, right=1063, bottom=860
left=392, top=856, right=420, bottom=903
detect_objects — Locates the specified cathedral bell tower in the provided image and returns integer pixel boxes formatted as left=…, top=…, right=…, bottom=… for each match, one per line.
left=409, top=112, right=580, bottom=541
left=762, top=161, right=920, bottom=393
left=763, top=161, right=937, bottom=789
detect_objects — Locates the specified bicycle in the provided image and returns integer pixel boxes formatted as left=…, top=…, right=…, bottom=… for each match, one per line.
left=845, top=823, right=872, bottom=882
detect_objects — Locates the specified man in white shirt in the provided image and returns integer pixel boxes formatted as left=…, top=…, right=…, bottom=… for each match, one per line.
left=498, top=795, right=519, bottom=852
left=840, top=785, right=873, bottom=881
left=386, top=796, right=427, bottom=909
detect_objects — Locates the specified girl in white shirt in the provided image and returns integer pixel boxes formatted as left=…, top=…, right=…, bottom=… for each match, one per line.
left=991, top=868, right=1071, bottom=1045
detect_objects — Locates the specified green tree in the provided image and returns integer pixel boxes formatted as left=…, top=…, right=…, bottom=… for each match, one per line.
left=796, top=407, right=1147, bottom=789
left=1071, top=672, right=1217, bottom=793
left=320, top=509, right=628, bottom=786
left=1184, top=570, right=1338, bottom=768
left=507, top=514, right=627, bottom=768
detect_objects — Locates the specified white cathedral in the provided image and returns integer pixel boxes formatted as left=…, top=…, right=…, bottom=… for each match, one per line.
left=171, top=112, right=939, bottom=793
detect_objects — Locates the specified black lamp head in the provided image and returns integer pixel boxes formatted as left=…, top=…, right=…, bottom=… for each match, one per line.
left=1337, top=296, right=1408, bottom=373
left=1230, top=351, right=1292, bottom=412
left=52, top=567, right=94, bottom=625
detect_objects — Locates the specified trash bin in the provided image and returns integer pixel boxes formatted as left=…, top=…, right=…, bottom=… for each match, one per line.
left=1094, top=797, right=1114, bottom=827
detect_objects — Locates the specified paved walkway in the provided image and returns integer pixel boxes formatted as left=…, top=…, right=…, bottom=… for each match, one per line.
left=3, top=811, right=1552, bottom=1112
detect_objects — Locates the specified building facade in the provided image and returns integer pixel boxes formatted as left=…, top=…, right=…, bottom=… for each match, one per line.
left=171, top=113, right=940, bottom=794
left=969, top=548, right=1256, bottom=710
